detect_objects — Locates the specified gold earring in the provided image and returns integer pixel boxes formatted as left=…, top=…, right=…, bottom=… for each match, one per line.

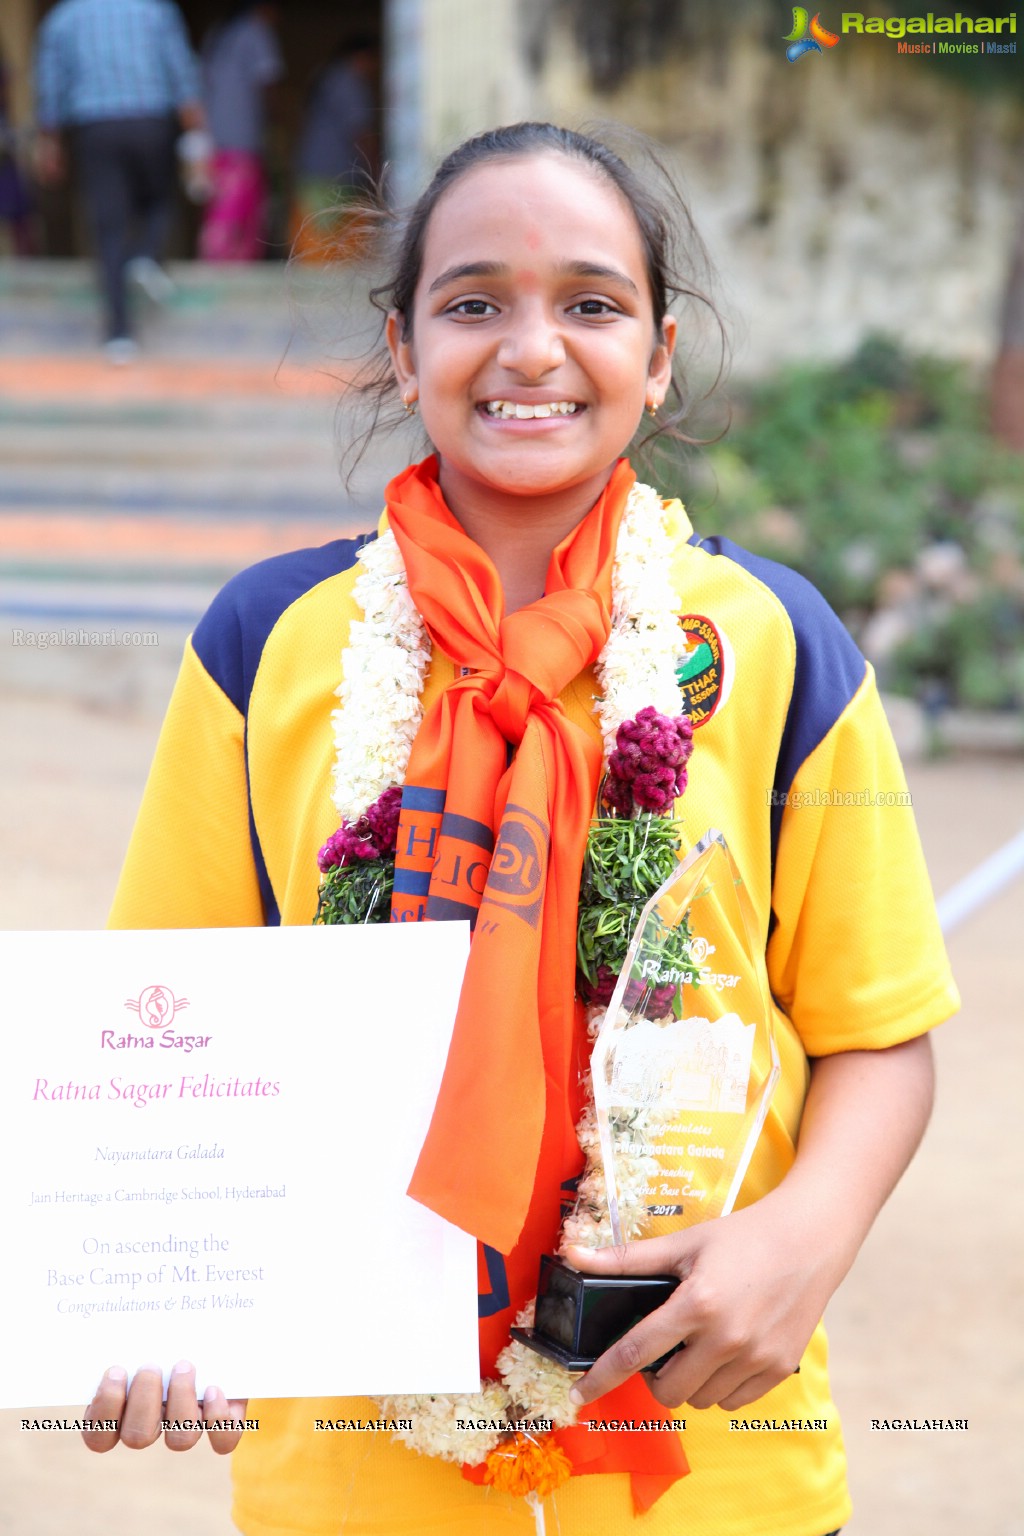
left=403, top=394, right=417, bottom=415
left=647, top=400, right=659, bottom=419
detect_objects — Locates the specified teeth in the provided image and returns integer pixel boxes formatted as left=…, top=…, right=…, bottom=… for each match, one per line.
left=483, top=401, right=579, bottom=419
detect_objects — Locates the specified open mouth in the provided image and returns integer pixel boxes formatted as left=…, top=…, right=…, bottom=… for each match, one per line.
left=479, top=400, right=583, bottom=420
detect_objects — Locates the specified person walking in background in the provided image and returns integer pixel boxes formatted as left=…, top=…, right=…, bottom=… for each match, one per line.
left=33, top=0, right=206, bottom=362
left=289, top=34, right=378, bottom=262
left=199, top=2, right=284, bottom=262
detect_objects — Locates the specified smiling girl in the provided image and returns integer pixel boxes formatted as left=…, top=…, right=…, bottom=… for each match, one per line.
left=93, top=123, right=957, bottom=1536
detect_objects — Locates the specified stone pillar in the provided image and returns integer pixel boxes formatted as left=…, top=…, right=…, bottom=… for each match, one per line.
left=383, top=0, right=426, bottom=207
left=420, top=0, right=535, bottom=161
left=0, top=0, right=36, bottom=126
left=383, top=0, right=536, bottom=205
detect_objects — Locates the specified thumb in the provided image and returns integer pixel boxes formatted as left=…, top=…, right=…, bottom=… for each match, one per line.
left=562, top=1232, right=696, bottom=1279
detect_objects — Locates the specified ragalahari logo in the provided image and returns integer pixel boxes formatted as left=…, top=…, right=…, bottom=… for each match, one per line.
left=124, top=984, right=190, bottom=1029
left=784, top=8, right=841, bottom=60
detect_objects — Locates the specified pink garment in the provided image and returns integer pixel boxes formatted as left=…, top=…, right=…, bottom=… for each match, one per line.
left=198, top=148, right=265, bottom=261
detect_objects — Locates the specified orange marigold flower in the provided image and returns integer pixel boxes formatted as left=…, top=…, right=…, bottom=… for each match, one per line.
left=482, top=1433, right=573, bottom=1499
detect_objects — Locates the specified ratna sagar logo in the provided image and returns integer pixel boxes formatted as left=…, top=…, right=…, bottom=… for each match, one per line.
left=784, top=7, right=841, bottom=59
left=124, top=984, right=190, bottom=1029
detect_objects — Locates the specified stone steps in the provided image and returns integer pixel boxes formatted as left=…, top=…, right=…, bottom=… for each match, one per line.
left=0, top=259, right=409, bottom=708
left=0, top=258, right=375, bottom=359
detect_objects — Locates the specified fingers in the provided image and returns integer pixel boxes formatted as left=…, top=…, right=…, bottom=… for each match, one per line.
left=570, top=1301, right=694, bottom=1407
left=163, top=1360, right=203, bottom=1451
left=81, top=1363, right=248, bottom=1454
left=715, top=1370, right=793, bottom=1412
left=202, top=1386, right=247, bottom=1455
left=572, top=1297, right=806, bottom=1413
left=562, top=1236, right=693, bottom=1280
left=118, top=1364, right=165, bottom=1449
left=82, top=1366, right=128, bottom=1453
left=564, top=1237, right=697, bottom=1407
left=648, top=1345, right=778, bottom=1411
left=572, top=1317, right=786, bottom=1413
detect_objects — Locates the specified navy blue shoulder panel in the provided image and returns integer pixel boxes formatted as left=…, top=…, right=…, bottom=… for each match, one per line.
left=689, top=534, right=866, bottom=867
left=192, top=536, right=370, bottom=718
left=191, top=535, right=371, bottom=928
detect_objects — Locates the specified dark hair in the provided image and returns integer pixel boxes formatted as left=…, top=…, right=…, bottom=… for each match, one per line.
left=332, top=121, right=729, bottom=481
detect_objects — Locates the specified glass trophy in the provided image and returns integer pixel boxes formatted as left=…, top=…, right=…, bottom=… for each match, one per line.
left=512, top=829, right=780, bottom=1371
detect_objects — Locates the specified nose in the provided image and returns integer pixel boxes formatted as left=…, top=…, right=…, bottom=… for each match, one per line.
left=496, top=301, right=566, bottom=378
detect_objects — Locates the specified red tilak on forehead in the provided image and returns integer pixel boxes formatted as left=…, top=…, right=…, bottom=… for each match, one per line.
left=517, top=270, right=539, bottom=291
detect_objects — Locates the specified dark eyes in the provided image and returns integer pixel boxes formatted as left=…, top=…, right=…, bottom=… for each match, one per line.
left=443, top=296, right=622, bottom=320
left=445, top=299, right=497, bottom=318
left=568, top=299, right=619, bottom=318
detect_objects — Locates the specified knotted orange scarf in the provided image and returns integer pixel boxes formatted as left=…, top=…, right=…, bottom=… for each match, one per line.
left=386, top=455, right=688, bottom=1510
left=387, top=454, right=629, bottom=1253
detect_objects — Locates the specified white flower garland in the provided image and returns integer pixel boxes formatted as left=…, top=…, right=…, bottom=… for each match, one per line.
left=329, top=483, right=684, bottom=1468
left=330, top=531, right=433, bottom=824
left=332, top=482, right=681, bottom=821
left=594, top=480, right=685, bottom=759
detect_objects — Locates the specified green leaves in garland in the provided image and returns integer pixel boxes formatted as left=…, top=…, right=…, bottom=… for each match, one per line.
left=314, top=856, right=395, bottom=926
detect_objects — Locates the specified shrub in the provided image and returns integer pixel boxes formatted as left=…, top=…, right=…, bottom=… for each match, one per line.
left=650, top=337, right=1024, bottom=711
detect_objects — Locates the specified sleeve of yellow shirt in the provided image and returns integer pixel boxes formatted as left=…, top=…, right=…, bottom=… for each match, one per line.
left=108, top=638, right=265, bottom=930
left=766, top=666, right=959, bottom=1056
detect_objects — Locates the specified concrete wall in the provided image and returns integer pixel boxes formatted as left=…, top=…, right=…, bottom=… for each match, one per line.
left=413, top=4, right=1022, bottom=376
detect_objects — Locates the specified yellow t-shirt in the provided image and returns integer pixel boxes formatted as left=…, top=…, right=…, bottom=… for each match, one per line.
left=110, top=502, right=958, bottom=1536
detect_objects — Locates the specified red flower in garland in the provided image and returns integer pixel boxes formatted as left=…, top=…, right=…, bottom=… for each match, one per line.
left=317, top=786, right=403, bottom=871
left=602, top=706, right=693, bottom=817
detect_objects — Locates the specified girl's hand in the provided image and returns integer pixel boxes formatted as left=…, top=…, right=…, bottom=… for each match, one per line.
left=567, top=1037, right=937, bottom=1412
left=82, top=1361, right=247, bottom=1454
left=33, top=131, right=65, bottom=186
left=564, top=1186, right=835, bottom=1412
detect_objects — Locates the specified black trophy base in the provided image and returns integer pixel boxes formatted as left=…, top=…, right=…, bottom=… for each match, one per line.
left=510, top=1254, right=681, bottom=1373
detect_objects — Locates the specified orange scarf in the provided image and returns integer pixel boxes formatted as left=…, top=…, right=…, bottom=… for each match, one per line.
left=388, top=454, right=630, bottom=1252
left=386, top=456, right=688, bottom=1508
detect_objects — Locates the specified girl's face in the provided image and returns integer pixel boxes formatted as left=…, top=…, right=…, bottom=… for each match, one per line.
left=387, top=154, right=676, bottom=521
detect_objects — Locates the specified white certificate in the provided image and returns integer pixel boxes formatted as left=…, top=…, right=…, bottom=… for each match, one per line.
left=0, top=923, right=479, bottom=1409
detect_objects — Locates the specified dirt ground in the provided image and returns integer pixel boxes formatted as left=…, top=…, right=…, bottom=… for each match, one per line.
left=0, top=691, right=1020, bottom=1536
